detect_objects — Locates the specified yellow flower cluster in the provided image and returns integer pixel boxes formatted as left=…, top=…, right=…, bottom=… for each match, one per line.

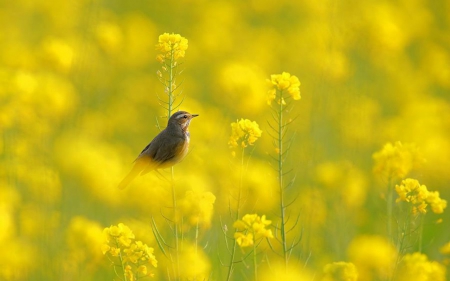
left=395, top=178, right=447, bottom=214
left=373, top=141, right=424, bottom=180
left=347, top=235, right=397, bottom=281
left=102, top=223, right=157, bottom=280
left=65, top=217, right=104, bottom=273
left=322, top=261, right=358, bottom=281
left=155, top=33, right=188, bottom=63
left=179, top=190, right=216, bottom=229
left=228, top=118, right=262, bottom=148
left=266, top=72, right=301, bottom=105
left=440, top=242, right=450, bottom=266
left=394, top=252, right=446, bottom=281
left=233, top=214, right=273, bottom=248
left=178, top=243, right=211, bottom=280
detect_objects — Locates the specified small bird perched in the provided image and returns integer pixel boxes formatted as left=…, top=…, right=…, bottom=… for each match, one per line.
left=118, top=111, right=199, bottom=189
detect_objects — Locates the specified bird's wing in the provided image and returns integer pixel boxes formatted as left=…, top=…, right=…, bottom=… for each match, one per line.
left=152, top=136, right=183, bottom=163
left=138, top=134, right=184, bottom=175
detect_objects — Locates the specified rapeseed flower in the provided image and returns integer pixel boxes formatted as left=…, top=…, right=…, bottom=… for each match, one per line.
left=348, top=235, right=397, bottom=281
left=426, top=191, right=447, bottom=214
left=440, top=242, right=450, bottom=266
left=260, top=261, right=314, bottom=281
left=102, top=223, right=157, bottom=279
left=65, top=217, right=104, bottom=273
left=394, top=252, right=446, bottom=281
left=155, top=33, right=188, bottom=63
left=179, top=190, right=216, bottom=228
left=178, top=243, right=211, bottom=280
left=228, top=118, right=262, bottom=148
left=322, top=261, right=358, bottom=281
left=233, top=213, right=273, bottom=248
left=440, top=241, right=450, bottom=255
left=104, top=223, right=135, bottom=247
left=373, top=141, right=424, bottom=180
left=95, top=21, right=122, bottom=54
left=234, top=232, right=254, bottom=248
left=395, top=178, right=447, bottom=214
left=266, top=72, right=301, bottom=105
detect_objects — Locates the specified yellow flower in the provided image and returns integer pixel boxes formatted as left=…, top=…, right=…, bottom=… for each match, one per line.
left=124, top=265, right=134, bottom=281
left=260, top=261, right=314, bottom=281
left=179, top=190, right=216, bottom=228
left=116, top=223, right=135, bottom=247
left=155, top=33, right=188, bottom=62
left=102, top=223, right=158, bottom=279
left=414, top=201, right=428, bottom=215
left=233, top=213, right=273, bottom=248
left=394, top=252, right=446, bottom=281
left=65, top=216, right=105, bottom=269
left=426, top=191, right=447, bottom=214
left=95, top=22, right=122, bottom=54
left=103, top=223, right=134, bottom=248
left=322, top=261, right=358, bottom=281
left=138, top=265, right=147, bottom=275
left=109, top=247, right=121, bottom=257
left=373, top=141, right=424, bottom=180
left=395, top=178, right=447, bottom=214
left=228, top=118, right=262, bottom=148
left=395, top=178, right=429, bottom=203
left=348, top=235, right=397, bottom=281
left=123, top=240, right=158, bottom=268
left=440, top=242, right=450, bottom=255
left=101, top=244, right=110, bottom=255
left=242, top=213, right=258, bottom=225
left=260, top=215, right=272, bottom=226
left=267, top=72, right=301, bottom=105
left=267, top=89, right=276, bottom=106
left=234, top=232, right=254, bottom=248
left=178, top=243, right=211, bottom=280
left=41, top=37, right=75, bottom=72
left=104, top=223, right=135, bottom=247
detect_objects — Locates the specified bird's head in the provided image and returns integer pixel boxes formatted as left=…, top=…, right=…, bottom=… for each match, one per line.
left=169, top=111, right=199, bottom=130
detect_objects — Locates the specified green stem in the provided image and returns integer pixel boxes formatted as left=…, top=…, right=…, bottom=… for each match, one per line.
left=418, top=213, right=425, bottom=253
left=277, top=90, right=288, bottom=268
left=168, top=48, right=174, bottom=116
left=386, top=177, right=397, bottom=281
left=115, top=238, right=129, bottom=281
left=387, top=177, right=393, bottom=244
left=167, top=47, right=179, bottom=280
left=170, top=167, right=180, bottom=280
left=226, top=147, right=246, bottom=281
left=253, top=240, right=258, bottom=281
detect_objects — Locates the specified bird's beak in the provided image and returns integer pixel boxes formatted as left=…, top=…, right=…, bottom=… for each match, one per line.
left=191, top=114, right=199, bottom=118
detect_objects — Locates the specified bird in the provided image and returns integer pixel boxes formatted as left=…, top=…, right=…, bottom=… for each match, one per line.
left=118, top=111, right=199, bottom=189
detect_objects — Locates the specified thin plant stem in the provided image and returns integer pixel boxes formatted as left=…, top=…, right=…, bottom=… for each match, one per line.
left=386, top=176, right=394, bottom=244
left=418, top=213, right=425, bottom=253
left=226, top=146, right=246, bottom=281
left=253, top=241, right=258, bottom=281
left=168, top=48, right=174, bottom=115
left=170, top=167, right=180, bottom=280
left=387, top=176, right=397, bottom=281
left=277, top=89, right=288, bottom=269
left=167, top=47, right=180, bottom=281
left=115, top=238, right=128, bottom=281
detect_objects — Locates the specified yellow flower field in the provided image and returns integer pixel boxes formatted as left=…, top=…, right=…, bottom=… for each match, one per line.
left=1, top=1, right=449, bottom=280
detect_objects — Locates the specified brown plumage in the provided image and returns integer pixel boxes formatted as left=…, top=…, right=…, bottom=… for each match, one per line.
left=118, top=111, right=198, bottom=189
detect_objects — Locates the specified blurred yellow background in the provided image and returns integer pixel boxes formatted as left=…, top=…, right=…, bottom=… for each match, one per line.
left=1, top=0, right=449, bottom=280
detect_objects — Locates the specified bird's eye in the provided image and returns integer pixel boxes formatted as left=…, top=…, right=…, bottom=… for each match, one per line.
left=183, top=115, right=188, bottom=119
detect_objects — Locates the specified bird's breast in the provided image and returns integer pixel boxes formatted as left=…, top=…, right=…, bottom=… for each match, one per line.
left=174, top=138, right=189, bottom=163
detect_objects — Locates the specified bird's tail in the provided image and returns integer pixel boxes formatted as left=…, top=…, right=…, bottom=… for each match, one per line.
left=117, top=163, right=144, bottom=189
